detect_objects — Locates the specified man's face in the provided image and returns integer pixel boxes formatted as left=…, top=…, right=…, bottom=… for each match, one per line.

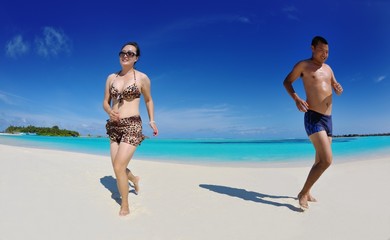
left=312, top=43, right=329, bottom=63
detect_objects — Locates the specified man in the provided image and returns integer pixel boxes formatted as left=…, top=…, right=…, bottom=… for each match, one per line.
left=283, top=36, right=343, bottom=209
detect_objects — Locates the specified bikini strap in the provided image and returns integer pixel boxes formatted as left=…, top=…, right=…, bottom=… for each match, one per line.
left=111, top=70, right=136, bottom=87
left=110, top=71, right=121, bottom=87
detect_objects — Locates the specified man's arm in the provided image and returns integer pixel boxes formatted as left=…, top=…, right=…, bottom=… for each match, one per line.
left=283, top=62, right=309, bottom=112
left=329, top=67, right=343, bottom=95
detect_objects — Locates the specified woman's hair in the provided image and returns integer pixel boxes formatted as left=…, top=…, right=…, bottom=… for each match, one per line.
left=121, top=41, right=141, bottom=57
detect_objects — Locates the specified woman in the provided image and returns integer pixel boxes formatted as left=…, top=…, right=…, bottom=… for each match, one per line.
left=103, top=42, right=158, bottom=216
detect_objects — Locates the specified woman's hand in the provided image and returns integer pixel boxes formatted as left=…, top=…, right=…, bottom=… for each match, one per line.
left=109, top=110, right=120, bottom=122
left=149, top=121, right=158, bottom=136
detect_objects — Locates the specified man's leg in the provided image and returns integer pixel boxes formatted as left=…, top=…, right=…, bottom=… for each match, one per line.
left=298, top=131, right=332, bottom=208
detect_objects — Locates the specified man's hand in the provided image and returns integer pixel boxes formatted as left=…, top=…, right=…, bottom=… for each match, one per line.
left=295, top=97, right=309, bottom=112
left=333, top=82, right=343, bottom=95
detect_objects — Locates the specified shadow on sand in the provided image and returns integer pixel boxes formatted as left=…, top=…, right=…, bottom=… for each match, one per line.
left=100, top=176, right=138, bottom=205
left=199, top=184, right=303, bottom=212
left=100, top=176, right=121, bottom=205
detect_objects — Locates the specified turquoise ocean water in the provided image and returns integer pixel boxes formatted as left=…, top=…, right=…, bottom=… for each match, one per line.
left=1, top=134, right=390, bottom=165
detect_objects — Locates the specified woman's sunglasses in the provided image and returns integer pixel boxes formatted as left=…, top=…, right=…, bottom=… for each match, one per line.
left=119, top=51, right=136, bottom=58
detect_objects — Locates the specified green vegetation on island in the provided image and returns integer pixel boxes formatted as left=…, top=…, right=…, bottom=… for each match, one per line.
left=5, top=125, right=80, bottom=137
left=334, top=133, right=390, bottom=138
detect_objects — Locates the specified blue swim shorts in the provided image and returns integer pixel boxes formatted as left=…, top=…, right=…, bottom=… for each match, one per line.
left=304, top=110, right=333, bottom=137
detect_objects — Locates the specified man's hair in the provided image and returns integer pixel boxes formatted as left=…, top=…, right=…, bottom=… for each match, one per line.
left=311, top=36, right=328, bottom=47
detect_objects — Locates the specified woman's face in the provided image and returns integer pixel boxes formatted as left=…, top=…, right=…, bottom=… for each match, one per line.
left=119, top=45, right=138, bottom=67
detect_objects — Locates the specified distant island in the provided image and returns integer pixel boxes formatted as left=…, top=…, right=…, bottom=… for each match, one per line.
left=4, top=125, right=80, bottom=137
left=333, top=133, right=390, bottom=138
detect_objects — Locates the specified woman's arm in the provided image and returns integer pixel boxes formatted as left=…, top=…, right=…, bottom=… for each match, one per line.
left=103, top=74, right=120, bottom=121
left=141, top=74, right=158, bottom=136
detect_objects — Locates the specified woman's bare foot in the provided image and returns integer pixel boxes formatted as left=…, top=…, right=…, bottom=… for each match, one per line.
left=126, top=169, right=140, bottom=194
left=119, top=204, right=130, bottom=216
left=131, top=176, right=140, bottom=194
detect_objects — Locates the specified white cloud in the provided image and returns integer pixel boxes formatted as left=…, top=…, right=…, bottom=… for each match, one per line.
left=0, top=92, right=12, bottom=105
left=35, top=26, right=71, bottom=57
left=184, top=15, right=252, bottom=28
left=154, top=105, right=270, bottom=138
left=0, top=90, right=105, bottom=135
left=153, top=14, right=252, bottom=38
left=282, top=5, right=299, bottom=21
left=375, top=75, right=386, bottom=83
left=282, top=6, right=298, bottom=12
left=0, top=90, right=31, bottom=106
left=0, top=108, right=105, bottom=136
left=4, top=27, right=72, bottom=59
left=236, top=16, right=251, bottom=24
left=5, top=35, right=29, bottom=58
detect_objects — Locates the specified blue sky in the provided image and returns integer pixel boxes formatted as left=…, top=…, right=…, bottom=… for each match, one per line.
left=1, top=0, right=389, bottom=138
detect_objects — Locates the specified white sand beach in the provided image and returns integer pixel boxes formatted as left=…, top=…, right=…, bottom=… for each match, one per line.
left=1, top=143, right=389, bottom=240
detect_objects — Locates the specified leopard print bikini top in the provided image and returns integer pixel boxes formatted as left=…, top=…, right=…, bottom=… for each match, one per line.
left=110, top=70, right=141, bottom=103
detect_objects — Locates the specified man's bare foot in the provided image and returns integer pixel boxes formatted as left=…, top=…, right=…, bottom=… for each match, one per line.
left=297, top=193, right=309, bottom=209
left=119, top=205, right=130, bottom=216
left=307, top=194, right=317, bottom=202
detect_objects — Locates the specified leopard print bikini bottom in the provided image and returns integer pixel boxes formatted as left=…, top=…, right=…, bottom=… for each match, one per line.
left=106, top=115, right=146, bottom=146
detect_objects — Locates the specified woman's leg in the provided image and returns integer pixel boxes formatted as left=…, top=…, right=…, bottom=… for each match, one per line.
left=126, top=168, right=140, bottom=194
left=111, top=142, right=137, bottom=216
